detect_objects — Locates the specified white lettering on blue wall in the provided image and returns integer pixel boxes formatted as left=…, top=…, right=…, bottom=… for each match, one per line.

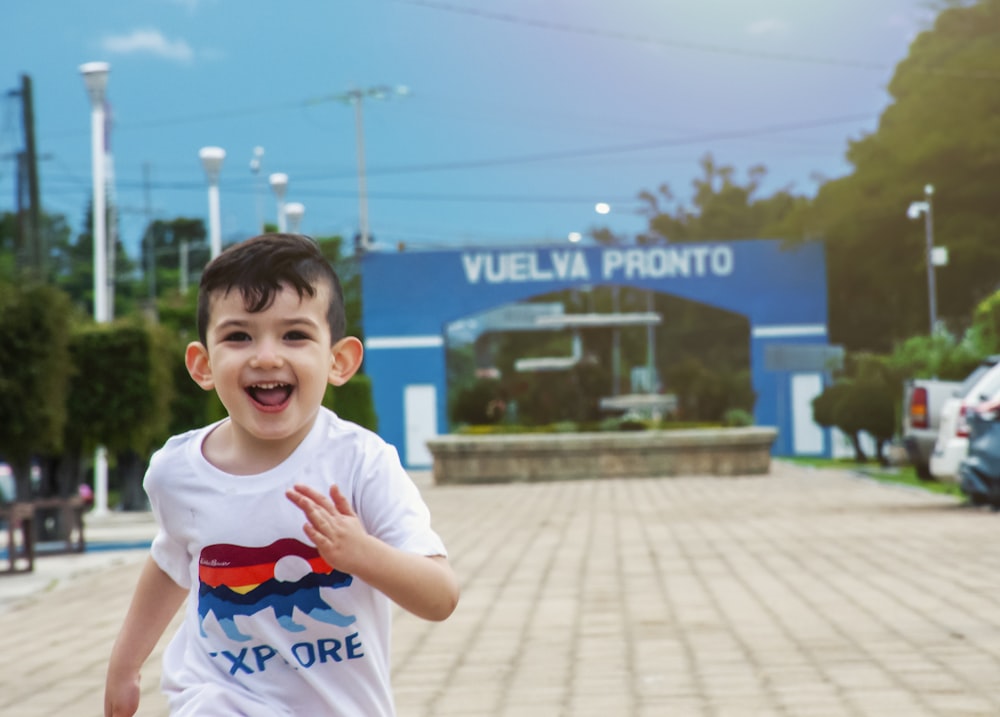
left=461, top=246, right=734, bottom=285
left=462, top=251, right=591, bottom=284
left=601, top=246, right=734, bottom=280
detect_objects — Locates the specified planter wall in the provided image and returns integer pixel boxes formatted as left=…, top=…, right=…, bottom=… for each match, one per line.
left=426, top=427, right=779, bottom=485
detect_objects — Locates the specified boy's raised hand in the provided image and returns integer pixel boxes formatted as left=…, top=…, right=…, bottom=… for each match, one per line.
left=286, top=484, right=371, bottom=574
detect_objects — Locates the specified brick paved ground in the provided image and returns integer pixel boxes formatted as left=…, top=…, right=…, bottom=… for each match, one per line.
left=2, top=462, right=1000, bottom=716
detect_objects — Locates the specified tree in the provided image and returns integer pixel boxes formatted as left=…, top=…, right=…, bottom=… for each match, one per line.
left=634, top=153, right=809, bottom=244
left=0, top=282, right=74, bottom=498
left=790, top=0, right=1000, bottom=351
left=142, top=217, right=209, bottom=299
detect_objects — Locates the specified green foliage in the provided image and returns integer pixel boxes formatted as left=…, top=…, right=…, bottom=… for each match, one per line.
left=723, top=408, right=754, bottom=427
left=663, top=357, right=755, bottom=422
left=812, top=353, right=899, bottom=463
left=791, top=0, right=1000, bottom=351
left=323, top=374, right=378, bottom=431
left=0, top=282, right=74, bottom=492
left=65, top=321, right=174, bottom=456
left=886, top=331, right=982, bottom=384
left=634, top=154, right=808, bottom=244
left=450, top=378, right=505, bottom=425
left=967, top=289, right=1000, bottom=357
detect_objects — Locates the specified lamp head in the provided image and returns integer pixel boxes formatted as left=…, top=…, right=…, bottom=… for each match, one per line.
left=79, top=62, right=110, bottom=107
left=907, top=201, right=928, bottom=220
left=285, top=202, right=305, bottom=222
left=249, top=146, right=264, bottom=174
left=269, top=172, right=289, bottom=199
left=199, top=146, right=226, bottom=181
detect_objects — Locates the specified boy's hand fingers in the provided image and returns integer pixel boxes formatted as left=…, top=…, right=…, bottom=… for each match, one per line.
left=329, top=485, right=355, bottom=517
left=288, top=484, right=336, bottom=514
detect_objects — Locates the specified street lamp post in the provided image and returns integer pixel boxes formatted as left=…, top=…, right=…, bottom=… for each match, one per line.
left=285, top=202, right=305, bottom=233
left=199, top=146, right=225, bottom=259
left=907, top=184, right=937, bottom=334
left=269, top=172, right=289, bottom=232
left=80, top=62, right=110, bottom=323
left=250, top=146, right=265, bottom=233
left=80, top=60, right=110, bottom=517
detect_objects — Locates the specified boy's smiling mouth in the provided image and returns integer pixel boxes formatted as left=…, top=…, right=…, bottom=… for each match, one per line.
left=246, top=382, right=293, bottom=408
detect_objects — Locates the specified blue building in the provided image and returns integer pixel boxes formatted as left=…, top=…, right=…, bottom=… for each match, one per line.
left=360, top=239, right=834, bottom=468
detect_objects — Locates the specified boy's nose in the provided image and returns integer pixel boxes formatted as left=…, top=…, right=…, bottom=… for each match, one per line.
left=251, top=340, right=284, bottom=368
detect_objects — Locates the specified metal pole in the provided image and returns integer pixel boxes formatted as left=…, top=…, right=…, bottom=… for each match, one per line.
left=180, top=240, right=189, bottom=294
left=611, top=286, right=620, bottom=396
left=207, top=182, right=222, bottom=258
left=925, top=185, right=937, bottom=334
left=90, top=103, right=107, bottom=323
left=143, top=162, right=156, bottom=308
left=354, top=94, right=370, bottom=249
left=81, top=61, right=109, bottom=517
left=646, top=289, right=656, bottom=393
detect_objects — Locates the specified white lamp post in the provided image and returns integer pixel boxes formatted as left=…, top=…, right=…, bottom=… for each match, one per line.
left=250, top=146, right=265, bottom=233
left=285, top=202, right=305, bottom=233
left=269, top=173, right=289, bottom=232
left=80, top=60, right=110, bottom=517
left=199, top=146, right=226, bottom=259
left=80, top=62, right=110, bottom=323
left=907, top=184, right=938, bottom=334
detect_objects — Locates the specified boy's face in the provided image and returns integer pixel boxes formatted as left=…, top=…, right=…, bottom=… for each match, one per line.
left=193, top=282, right=340, bottom=449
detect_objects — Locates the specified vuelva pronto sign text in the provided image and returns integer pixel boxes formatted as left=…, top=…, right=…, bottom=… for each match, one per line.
left=460, top=246, right=735, bottom=285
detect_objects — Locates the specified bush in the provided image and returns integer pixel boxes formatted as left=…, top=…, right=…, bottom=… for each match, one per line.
left=324, top=373, right=378, bottom=431
left=0, top=282, right=73, bottom=497
left=450, top=378, right=504, bottom=425
left=723, top=408, right=754, bottom=427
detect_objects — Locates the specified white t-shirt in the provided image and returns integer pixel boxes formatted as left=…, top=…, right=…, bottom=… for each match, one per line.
left=145, top=407, right=447, bottom=717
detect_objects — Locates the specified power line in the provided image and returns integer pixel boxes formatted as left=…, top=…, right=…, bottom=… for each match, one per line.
left=391, top=0, right=1000, bottom=82
left=332, top=112, right=875, bottom=177
left=37, top=110, right=867, bottom=199
left=390, top=0, right=890, bottom=71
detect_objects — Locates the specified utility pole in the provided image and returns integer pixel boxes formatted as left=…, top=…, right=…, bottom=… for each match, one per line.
left=9, top=75, right=43, bottom=277
left=308, top=85, right=409, bottom=252
left=142, top=162, right=157, bottom=313
left=21, top=75, right=42, bottom=276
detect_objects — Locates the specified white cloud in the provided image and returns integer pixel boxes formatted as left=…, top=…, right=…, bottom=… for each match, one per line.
left=101, top=29, right=195, bottom=63
left=745, top=18, right=789, bottom=36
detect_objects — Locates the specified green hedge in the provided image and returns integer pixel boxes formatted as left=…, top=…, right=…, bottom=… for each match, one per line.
left=324, top=373, right=378, bottom=431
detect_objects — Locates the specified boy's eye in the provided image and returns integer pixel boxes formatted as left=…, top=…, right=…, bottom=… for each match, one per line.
left=223, top=331, right=251, bottom=342
left=285, top=330, right=311, bottom=341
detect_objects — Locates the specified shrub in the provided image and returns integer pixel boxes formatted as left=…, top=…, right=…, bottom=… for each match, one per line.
left=324, top=373, right=378, bottom=431
left=723, top=408, right=754, bottom=427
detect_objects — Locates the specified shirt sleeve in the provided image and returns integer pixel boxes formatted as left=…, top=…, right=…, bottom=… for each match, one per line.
left=355, top=442, right=447, bottom=558
left=144, top=455, right=194, bottom=590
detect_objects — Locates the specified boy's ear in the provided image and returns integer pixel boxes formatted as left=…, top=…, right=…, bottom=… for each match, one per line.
left=329, top=336, right=364, bottom=387
left=185, top=341, right=215, bottom=391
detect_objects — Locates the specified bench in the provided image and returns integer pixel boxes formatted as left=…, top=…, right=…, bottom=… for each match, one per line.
left=0, top=496, right=87, bottom=575
left=0, top=502, right=36, bottom=574
left=31, top=496, right=87, bottom=555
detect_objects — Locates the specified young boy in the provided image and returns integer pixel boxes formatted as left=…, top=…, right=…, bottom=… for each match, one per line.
left=105, top=233, right=458, bottom=717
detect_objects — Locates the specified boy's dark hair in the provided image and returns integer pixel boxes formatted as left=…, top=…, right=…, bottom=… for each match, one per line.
left=196, top=233, right=346, bottom=345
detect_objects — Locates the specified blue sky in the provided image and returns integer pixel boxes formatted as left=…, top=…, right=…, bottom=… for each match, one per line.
left=1, top=0, right=933, bottom=257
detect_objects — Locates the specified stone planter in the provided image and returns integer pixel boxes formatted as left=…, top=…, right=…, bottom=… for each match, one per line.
left=426, top=427, right=779, bottom=485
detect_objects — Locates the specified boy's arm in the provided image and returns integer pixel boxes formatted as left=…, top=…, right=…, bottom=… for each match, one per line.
left=287, top=484, right=459, bottom=622
left=105, top=556, right=188, bottom=717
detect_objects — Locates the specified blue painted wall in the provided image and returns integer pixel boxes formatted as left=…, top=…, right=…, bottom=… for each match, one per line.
left=360, top=240, right=831, bottom=466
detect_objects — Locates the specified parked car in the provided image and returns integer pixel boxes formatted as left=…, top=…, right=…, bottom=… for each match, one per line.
left=902, top=377, right=963, bottom=479
left=930, top=356, right=1000, bottom=483
left=958, top=396, right=1000, bottom=506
